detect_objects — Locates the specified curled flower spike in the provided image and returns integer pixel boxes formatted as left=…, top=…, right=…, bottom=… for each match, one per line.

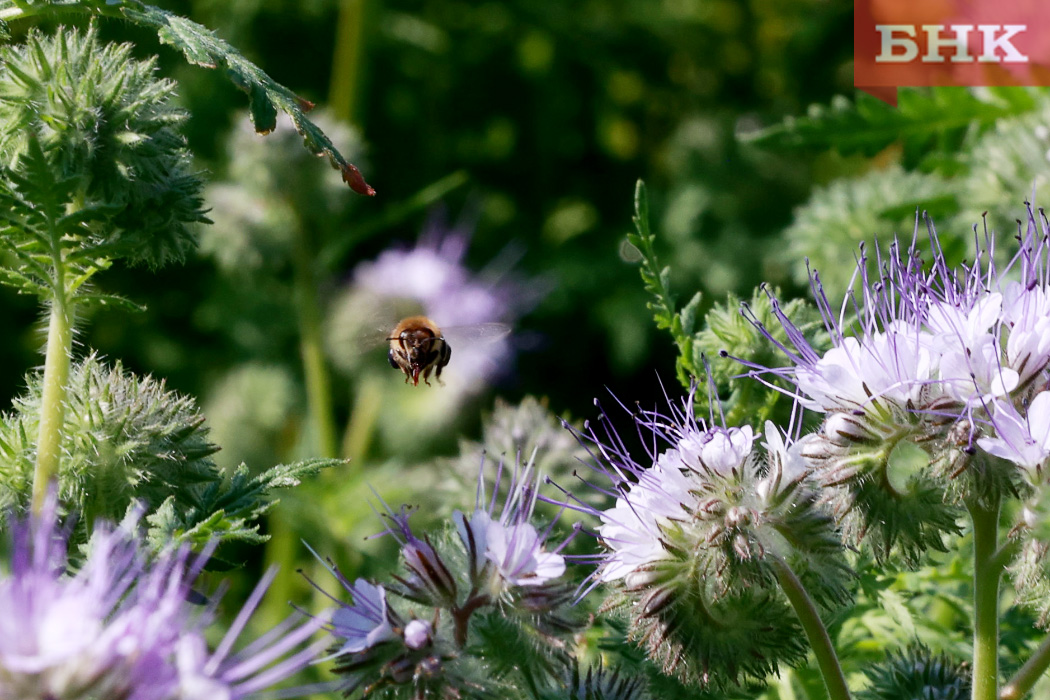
left=740, top=208, right=1050, bottom=560
left=0, top=498, right=327, bottom=700
left=560, top=385, right=848, bottom=688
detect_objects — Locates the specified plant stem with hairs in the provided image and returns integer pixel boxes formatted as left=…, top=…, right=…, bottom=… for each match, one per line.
left=32, top=256, right=74, bottom=513
left=773, top=556, right=851, bottom=700
left=969, top=495, right=1002, bottom=700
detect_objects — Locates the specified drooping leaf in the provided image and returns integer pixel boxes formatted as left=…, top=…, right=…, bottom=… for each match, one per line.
left=115, top=2, right=376, bottom=196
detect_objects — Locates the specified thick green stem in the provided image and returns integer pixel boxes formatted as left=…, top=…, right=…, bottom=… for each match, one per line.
left=969, top=496, right=1003, bottom=700
left=32, top=288, right=73, bottom=512
left=1001, top=633, right=1050, bottom=700
left=772, top=556, right=851, bottom=700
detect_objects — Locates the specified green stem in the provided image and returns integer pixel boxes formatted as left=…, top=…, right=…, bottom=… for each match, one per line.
left=328, top=0, right=370, bottom=126
left=340, top=374, right=382, bottom=462
left=31, top=294, right=73, bottom=512
left=989, top=536, right=1022, bottom=575
left=969, top=496, right=1003, bottom=700
left=772, top=556, right=851, bottom=700
left=0, top=2, right=101, bottom=24
left=291, top=219, right=338, bottom=460
left=32, top=189, right=84, bottom=513
left=1001, top=633, right=1050, bottom=700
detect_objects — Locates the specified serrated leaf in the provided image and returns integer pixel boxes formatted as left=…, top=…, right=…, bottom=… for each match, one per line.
left=77, top=292, right=145, bottom=312
left=744, top=88, right=1045, bottom=166
left=0, top=267, right=47, bottom=295
left=679, top=291, right=702, bottom=336
left=115, top=3, right=376, bottom=195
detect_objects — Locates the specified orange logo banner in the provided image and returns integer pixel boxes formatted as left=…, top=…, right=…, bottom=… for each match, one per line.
left=854, top=0, right=1050, bottom=105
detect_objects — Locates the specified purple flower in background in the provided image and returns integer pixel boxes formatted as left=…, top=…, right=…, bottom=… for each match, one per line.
left=0, top=501, right=326, bottom=700
left=327, top=212, right=542, bottom=394
left=353, top=226, right=509, bottom=331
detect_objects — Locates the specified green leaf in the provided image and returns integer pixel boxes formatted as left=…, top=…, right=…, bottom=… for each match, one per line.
left=627, top=179, right=703, bottom=388
left=744, top=88, right=1045, bottom=166
left=76, top=292, right=145, bottom=313
left=144, top=459, right=338, bottom=551
left=116, top=3, right=376, bottom=196
left=0, top=267, right=47, bottom=295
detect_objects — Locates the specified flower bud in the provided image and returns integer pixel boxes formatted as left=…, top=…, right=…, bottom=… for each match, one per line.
left=402, top=539, right=459, bottom=606
left=404, top=619, right=433, bottom=650
left=825, top=412, right=877, bottom=446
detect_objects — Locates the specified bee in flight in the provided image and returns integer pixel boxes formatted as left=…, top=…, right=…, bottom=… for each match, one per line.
left=385, top=316, right=510, bottom=387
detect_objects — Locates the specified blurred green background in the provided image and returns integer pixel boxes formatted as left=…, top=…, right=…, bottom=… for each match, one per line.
left=0, top=0, right=854, bottom=419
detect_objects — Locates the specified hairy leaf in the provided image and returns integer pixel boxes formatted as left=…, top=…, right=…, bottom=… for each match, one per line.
left=626, top=179, right=702, bottom=388
left=145, top=458, right=338, bottom=552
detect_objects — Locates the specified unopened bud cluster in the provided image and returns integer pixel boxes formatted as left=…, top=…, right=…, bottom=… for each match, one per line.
left=313, top=461, right=580, bottom=698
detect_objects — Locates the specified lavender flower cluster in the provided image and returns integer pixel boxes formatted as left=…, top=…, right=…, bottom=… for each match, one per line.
left=553, top=205, right=1050, bottom=688
left=0, top=499, right=326, bottom=700
left=8, top=190, right=1050, bottom=699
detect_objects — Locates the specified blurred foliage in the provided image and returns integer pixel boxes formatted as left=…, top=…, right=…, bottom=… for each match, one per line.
left=747, top=87, right=1050, bottom=298
left=12, top=0, right=856, bottom=423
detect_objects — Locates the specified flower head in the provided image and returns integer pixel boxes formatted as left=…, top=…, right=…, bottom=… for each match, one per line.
left=0, top=501, right=326, bottom=700
left=453, top=456, right=573, bottom=601
left=310, top=456, right=582, bottom=698
left=563, top=386, right=847, bottom=688
left=977, top=392, right=1050, bottom=476
left=328, top=578, right=398, bottom=655
left=741, top=206, right=1050, bottom=560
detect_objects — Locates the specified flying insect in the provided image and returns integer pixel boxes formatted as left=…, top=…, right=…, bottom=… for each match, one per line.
left=386, top=316, right=510, bottom=387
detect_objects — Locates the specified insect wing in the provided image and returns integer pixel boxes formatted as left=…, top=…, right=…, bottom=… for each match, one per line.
left=441, top=322, right=511, bottom=345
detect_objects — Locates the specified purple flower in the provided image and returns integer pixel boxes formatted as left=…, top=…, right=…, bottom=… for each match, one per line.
left=461, top=510, right=566, bottom=588
left=749, top=208, right=1050, bottom=446
left=977, top=392, right=1050, bottom=475
left=453, top=458, right=571, bottom=591
left=329, top=579, right=398, bottom=654
left=566, top=389, right=767, bottom=584
left=0, top=501, right=326, bottom=700
left=562, top=387, right=846, bottom=688
left=333, top=213, right=540, bottom=392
